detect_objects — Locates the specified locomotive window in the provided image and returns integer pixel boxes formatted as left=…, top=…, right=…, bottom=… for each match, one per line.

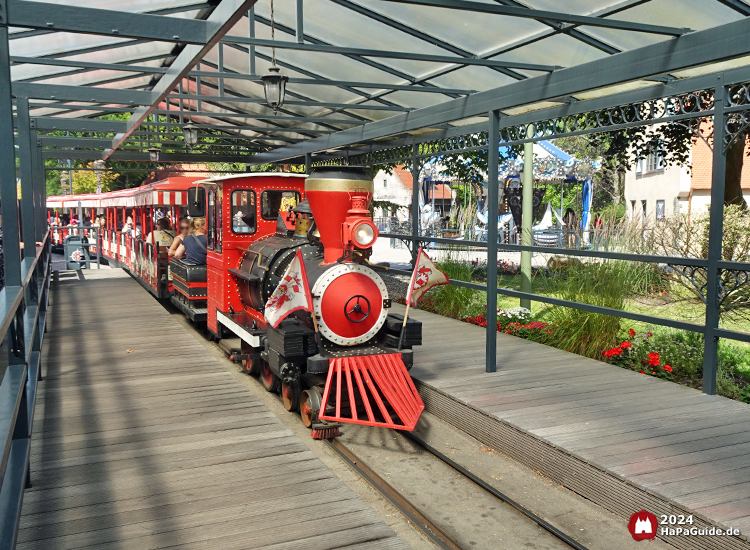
left=231, top=190, right=257, bottom=235
left=215, top=188, right=223, bottom=253
left=261, top=190, right=300, bottom=220
left=206, top=189, right=215, bottom=250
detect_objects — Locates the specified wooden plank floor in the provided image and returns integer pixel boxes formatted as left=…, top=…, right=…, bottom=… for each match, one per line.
left=397, top=304, right=750, bottom=537
left=19, top=269, right=408, bottom=550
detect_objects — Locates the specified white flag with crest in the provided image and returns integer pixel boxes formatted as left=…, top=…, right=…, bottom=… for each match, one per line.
left=264, top=250, right=313, bottom=328
left=407, top=247, right=450, bottom=307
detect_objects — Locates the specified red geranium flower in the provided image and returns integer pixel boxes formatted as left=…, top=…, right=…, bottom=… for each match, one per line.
left=620, top=341, right=632, bottom=349
left=628, top=328, right=636, bottom=337
left=639, top=370, right=646, bottom=374
left=664, top=365, right=673, bottom=372
left=648, top=357, right=660, bottom=366
left=646, top=332, right=653, bottom=338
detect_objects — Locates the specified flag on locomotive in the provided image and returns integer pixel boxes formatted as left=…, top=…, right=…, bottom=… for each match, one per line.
left=398, top=248, right=449, bottom=351
left=407, top=247, right=450, bottom=306
left=264, top=250, right=314, bottom=328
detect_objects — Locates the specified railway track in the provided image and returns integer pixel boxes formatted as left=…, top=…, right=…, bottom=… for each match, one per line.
left=326, top=432, right=591, bottom=550
left=240, top=368, right=591, bottom=550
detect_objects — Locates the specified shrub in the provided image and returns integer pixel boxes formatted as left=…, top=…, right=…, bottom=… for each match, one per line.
left=539, top=261, right=628, bottom=358
left=427, top=257, right=485, bottom=319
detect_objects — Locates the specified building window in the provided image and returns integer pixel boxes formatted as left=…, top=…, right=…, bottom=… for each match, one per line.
left=656, top=200, right=665, bottom=219
left=641, top=199, right=647, bottom=222
left=383, top=179, right=387, bottom=188
left=630, top=200, right=636, bottom=218
left=645, top=150, right=664, bottom=173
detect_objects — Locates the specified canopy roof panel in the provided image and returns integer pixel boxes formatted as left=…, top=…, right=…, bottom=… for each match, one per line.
left=7, top=0, right=750, bottom=161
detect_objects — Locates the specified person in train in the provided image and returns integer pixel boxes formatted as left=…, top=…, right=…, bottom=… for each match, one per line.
left=146, top=217, right=176, bottom=248
left=168, top=218, right=190, bottom=259
left=172, top=218, right=207, bottom=265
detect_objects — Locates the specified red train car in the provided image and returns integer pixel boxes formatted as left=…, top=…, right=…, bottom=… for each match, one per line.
left=49, top=170, right=425, bottom=439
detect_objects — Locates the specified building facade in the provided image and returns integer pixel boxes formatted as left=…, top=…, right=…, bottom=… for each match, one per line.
left=625, top=125, right=750, bottom=220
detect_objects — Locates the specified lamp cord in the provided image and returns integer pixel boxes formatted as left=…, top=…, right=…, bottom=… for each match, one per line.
left=270, top=0, right=276, bottom=66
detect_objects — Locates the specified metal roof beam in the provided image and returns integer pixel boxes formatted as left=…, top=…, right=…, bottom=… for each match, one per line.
left=189, top=70, right=475, bottom=93
left=105, top=0, right=258, bottom=158
left=330, top=0, right=527, bottom=80
left=377, top=0, right=688, bottom=35
left=154, top=110, right=363, bottom=124
left=8, top=2, right=220, bottom=40
left=715, top=0, right=750, bottom=16
left=5, top=1, right=217, bottom=44
left=249, top=16, right=750, bottom=163
left=221, top=37, right=558, bottom=72
left=43, top=150, right=259, bottom=162
left=11, top=56, right=169, bottom=75
left=167, top=94, right=413, bottom=111
left=248, top=14, right=465, bottom=99
left=12, top=83, right=156, bottom=104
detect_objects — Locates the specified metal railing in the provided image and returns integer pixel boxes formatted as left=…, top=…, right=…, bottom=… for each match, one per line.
left=0, top=232, right=51, bottom=547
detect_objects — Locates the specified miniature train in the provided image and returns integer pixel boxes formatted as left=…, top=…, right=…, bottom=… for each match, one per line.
left=47, top=169, right=425, bottom=438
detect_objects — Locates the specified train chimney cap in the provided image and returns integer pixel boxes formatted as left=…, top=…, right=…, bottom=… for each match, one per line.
left=292, top=200, right=312, bottom=215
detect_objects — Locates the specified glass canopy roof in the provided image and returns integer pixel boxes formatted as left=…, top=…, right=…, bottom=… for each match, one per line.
left=10, top=0, right=750, bottom=154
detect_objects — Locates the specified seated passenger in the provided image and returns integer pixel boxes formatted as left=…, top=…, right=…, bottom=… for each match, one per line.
left=174, top=218, right=207, bottom=265
left=146, top=218, right=176, bottom=247
left=168, top=218, right=190, bottom=259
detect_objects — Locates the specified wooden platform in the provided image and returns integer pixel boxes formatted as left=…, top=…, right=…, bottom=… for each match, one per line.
left=397, top=304, right=750, bottom=550
left=18, top=269, right=408, bottom=550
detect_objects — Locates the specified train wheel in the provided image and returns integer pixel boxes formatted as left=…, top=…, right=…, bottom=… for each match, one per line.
left=244, top=354, right=260, bottom=376
left=300, top=387, right=322, bottom=428
left=282, top=379, right=301, bottom=412
left=259, top=361, right=280, bottom=393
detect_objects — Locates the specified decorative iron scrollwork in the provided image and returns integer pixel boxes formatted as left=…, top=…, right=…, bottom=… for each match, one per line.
left=668, top=264, right=709, bottom=304
left=718, top=269, right=750, bottom=307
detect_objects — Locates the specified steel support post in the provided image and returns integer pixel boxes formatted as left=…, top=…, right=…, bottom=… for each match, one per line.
left=520, top=131, right=533, bottom=309
left=411, top=147, right=420, bottom=265
left=33, top=132, right=46, bottom=240
left=248, top=7, right=256, bottom=75
left=702, top=80, right=727, bottom=395
left=304, top=153, right=311, bottom=174
left=15, top=98, right=36, bottom=261
left=296, top=0, right=304, bottom=43
left=486, top=110, right=500, bottom=373
left=0, top=27, right=22, bottom=290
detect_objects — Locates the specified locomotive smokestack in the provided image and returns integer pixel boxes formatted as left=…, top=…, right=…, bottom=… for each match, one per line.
left=305, top=167, right=374, bottom=264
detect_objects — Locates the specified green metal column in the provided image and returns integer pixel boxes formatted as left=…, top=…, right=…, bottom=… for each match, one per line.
left=486, top=111, right=500, bottom=372
left=16, top=98, right=37, bottom=260
left=304, top=153, right=311, bottom=174
left=0, top=27, right=22, bottom=290
left=411, top=146, right=420, bottom=266
left=702, top=80, right=727, bottom=396
left=520, top=130, right=533, bottom=310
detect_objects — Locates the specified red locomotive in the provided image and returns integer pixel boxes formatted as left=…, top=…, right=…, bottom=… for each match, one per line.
left=47, top=168, right=425, bottom=438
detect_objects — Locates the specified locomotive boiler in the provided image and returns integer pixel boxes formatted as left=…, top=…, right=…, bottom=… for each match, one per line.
left=193, top=168, right=425, bottom=438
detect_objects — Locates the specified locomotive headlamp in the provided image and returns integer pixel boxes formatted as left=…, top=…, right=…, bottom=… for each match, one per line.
left=351, top=220, right=377, bottom=248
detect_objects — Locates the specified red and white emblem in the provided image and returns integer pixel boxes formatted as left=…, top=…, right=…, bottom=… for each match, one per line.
left=407, top=248, right=449, bottom=307
left=264, top=250, right=313, bottom=328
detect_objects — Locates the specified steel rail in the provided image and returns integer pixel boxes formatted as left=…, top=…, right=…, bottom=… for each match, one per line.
left=401, top=432, right=591, bottom=550
left=324, top=438, right=461, bottom=550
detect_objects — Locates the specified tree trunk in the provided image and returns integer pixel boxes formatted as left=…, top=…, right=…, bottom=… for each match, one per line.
left=724, top=137, right=748, bottom=208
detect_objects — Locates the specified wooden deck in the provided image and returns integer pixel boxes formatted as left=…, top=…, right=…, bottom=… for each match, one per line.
left=19, top=269, right=408, bottom=550
left=397, top=304, right=750, bottom=549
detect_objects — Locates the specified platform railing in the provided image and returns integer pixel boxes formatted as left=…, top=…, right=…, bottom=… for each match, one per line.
left=0, top=231, right=51, bottom=547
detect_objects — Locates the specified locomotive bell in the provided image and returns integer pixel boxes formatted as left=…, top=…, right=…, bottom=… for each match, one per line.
left=305, top=167, right=374, bottom=264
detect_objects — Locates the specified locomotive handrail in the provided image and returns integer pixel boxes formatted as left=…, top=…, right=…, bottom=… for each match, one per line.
left=0, top=230, right=51, bottom=547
